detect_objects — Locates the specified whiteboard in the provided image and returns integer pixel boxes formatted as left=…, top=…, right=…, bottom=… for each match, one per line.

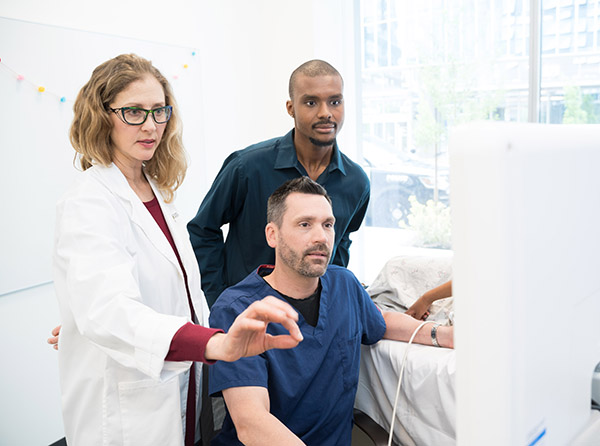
left=0, top=17, right=203, bottom=295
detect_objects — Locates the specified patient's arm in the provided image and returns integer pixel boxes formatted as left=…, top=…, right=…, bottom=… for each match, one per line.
left=223, top=386, right=306, bottom=446
left=405, top=280, right=453, bottom=320
left=382, top=311, right=454, bottom=349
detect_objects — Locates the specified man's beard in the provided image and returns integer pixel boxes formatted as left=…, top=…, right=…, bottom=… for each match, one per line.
left=279, top=240, right=331, bottom=278
left=309, top=136, right=337, bottom=147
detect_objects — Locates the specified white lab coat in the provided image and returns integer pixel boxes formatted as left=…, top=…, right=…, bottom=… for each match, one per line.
left=53, top=163, right=209, bottom=446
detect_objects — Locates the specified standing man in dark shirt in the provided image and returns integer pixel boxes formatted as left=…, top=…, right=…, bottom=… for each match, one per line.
left=188, top=59, right=370, bottom=308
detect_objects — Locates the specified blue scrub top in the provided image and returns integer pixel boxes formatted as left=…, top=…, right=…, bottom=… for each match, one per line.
left=209, top=265, right=387, bottom=446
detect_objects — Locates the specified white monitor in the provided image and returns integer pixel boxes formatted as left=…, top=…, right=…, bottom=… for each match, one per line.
left=450, top=122, right=600, bottom=446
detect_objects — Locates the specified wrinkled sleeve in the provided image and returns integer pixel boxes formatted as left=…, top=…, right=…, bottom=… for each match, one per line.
left=187, top=153, right=246, bottom=308
left=208, top=296, right=269, bottom=395
left=332, top=178, right=370, bottom=267
left=166, top=322, right=224, bottom=364
left=54, top=191, right=189, bottom=380
left=355, top=276, right=386, bottom=345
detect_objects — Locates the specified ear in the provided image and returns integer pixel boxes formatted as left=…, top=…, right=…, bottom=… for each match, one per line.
left=265, top=222, right=278, bottom=248
left=286, top=100, right=294, bottom=118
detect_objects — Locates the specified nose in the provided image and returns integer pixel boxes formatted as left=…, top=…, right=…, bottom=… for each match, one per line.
left=141, top=114, right=158, bottom=131
left=311, top=225, right=329, bottom=244
left=317, top=102, right=332, bottom=120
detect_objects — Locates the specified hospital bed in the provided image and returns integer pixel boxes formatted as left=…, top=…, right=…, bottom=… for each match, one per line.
left=355, top=254, right=456, bottom=446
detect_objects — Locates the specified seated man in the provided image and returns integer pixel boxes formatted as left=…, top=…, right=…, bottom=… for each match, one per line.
left=209, top=177, right=454, bottom=446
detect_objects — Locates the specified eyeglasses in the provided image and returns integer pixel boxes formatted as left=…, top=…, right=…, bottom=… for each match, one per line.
left=109, top=105, right=173, bottom=125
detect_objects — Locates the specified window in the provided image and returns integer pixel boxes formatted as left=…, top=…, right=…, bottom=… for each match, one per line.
left=358, top=0, right=529, bottom=278
left=356, top=0, right=600, bottom=280
left=541, top=0, right=600, bottom=123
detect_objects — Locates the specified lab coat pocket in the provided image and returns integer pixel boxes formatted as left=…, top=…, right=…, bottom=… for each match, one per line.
left=118, top=375, right=183, bottom=446
left=336, top=334, right=361, bottom=391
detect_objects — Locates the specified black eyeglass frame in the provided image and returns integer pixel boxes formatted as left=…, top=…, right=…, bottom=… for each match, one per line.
left=109, top=105, right=173, bottom=125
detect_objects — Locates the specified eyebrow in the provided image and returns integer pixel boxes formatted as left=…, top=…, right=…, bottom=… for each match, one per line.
left=121, top=102, right=166, bottom=109
left=300, top=94, right=343, bottom=101
left=294, top=215, right=336, bottom=224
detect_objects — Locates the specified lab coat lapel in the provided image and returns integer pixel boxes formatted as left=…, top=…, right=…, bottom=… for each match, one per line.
left=147, top=175, right=209, bottom=327
left=93, top=164, right=181, bottom=273
left=92, top=164, right=209, bottom=326
left=145, top=179, right=193, bottom=277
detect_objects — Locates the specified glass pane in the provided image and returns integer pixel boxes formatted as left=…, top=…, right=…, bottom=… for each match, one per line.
left=378, top=23, right=389, bottom=66
left=390, top=21, right=402, bottom=65
left=359, top=0, right=530, bottom=276
left=362, top=0, right=378, bottom=23
left=378, top=0, right=388, bottom=20
left=364, top=25, right=376, bottom=68
left=541, top=0, right=600, bottom=124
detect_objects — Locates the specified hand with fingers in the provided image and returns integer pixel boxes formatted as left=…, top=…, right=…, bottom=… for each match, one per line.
left=405, top=280, right=453, bottom=321
left=205, top=295, right=303, bottom=362
left=405, top=298, right=431, bottom=321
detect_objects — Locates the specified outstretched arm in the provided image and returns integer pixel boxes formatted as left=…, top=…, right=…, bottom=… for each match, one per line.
left=48, top=295, right=303, bottom=359
left=383, top=310, right=453, bottom=349
left=405, top=280, right=453, bottom=320
left=205, top=295, right=303, bottom=362
left=223, top=386, right=305, bottom=446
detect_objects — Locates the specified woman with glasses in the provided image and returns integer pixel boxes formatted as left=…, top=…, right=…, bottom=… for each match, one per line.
left=52, top=54, right=302, bottom=446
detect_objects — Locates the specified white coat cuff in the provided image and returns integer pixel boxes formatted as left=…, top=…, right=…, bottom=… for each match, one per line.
left=134, top=314, right=190, bottom=380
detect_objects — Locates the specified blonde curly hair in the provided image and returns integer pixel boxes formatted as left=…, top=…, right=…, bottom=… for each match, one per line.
left=70, top=54, right=186, bottom=202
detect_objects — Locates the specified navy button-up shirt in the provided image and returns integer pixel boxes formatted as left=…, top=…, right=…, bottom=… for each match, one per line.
left=188, top=129, right=370, bottom=307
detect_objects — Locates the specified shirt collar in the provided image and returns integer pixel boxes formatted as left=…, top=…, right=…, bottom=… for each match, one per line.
left=274, top=129, right=347, bottom=176
left=257, top=264, right=275, bottom=276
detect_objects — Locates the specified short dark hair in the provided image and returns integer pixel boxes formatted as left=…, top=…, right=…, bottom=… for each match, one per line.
left=288, top=59, right=343, bottom=100
left=267, top=177, right=332, bottom=227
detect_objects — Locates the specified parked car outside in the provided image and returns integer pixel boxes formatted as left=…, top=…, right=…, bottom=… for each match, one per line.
left=361, top=137, right=450, bottom=228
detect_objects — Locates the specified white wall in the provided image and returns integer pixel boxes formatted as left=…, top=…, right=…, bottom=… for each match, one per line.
left=0, top=1, right=357, bottom=443
left=189, top=0, right=360, bottom=213
left=0, top=284, right=63, bottom=444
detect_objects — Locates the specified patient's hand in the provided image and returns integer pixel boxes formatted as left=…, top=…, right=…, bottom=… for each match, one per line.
left=406, top=280, right=453, bottom=320
left=405, top=297, right=430, bottom=320
left=47, top=325, right=61, bottom=350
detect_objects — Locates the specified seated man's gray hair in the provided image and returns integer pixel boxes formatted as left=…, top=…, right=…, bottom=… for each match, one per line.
left=267, top=177, right=332, bottom=226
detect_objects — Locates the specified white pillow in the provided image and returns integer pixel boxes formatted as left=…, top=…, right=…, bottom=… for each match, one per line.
left=367, top=255, right=454, bottom=324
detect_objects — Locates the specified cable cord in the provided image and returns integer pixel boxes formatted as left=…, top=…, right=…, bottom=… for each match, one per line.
left=387, top=321, right=436, bottom=446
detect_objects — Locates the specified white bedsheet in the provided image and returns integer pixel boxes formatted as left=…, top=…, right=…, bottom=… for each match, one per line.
left=356, top=341, right=456, bottom=446
left=355, top=254, right=457, bottom=446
